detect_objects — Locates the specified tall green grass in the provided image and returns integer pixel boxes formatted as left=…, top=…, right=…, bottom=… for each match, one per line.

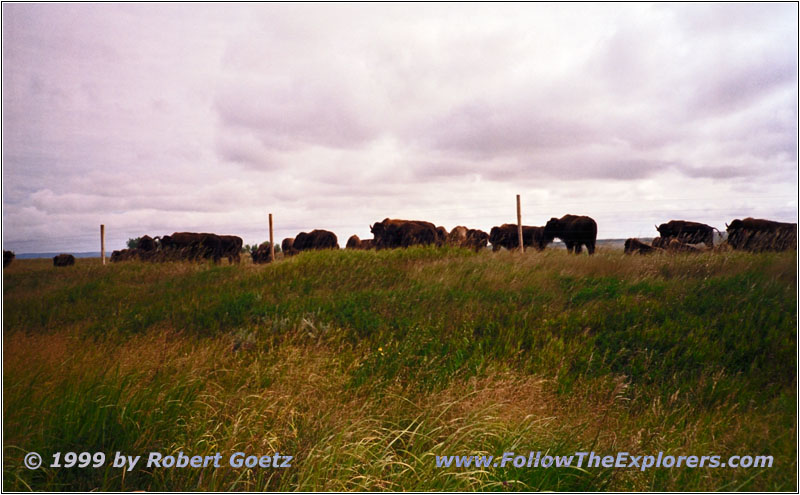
left=3, top=248, right=796, bottom=490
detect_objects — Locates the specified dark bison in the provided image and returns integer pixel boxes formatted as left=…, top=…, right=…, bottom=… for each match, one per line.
left=251, top=242, right=274, bottom=264
left=726, top=218, right=797, bottom=252
left=281, top=237, right=297, bottom=256
left=624, top=238, right=662, bottom=255
left=3, top=250, right=14, bottom=267
left=161, top=232, right=223, bottom=263
left=370, top=218, right=438, bottom=249
left=655, top=220, right=716, bottom=248
left=219, top=235, right=243, bottom=263
left=293, top=230, right=339, bottom=252
left=110, top=248, right=141, bottom=262
left=489, top=224, right=550, bottom=252
left=53, top=254, right=75, bottom=267
left=544, top=215, right=598, bottom=254
left=137, top=235, right=157, bottom=251
left=435, top=226, right=448, bottom=247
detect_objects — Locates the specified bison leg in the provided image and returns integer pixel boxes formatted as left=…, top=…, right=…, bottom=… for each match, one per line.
left=587, top=241, right=596, bottom=255
left=574, top=243, right=583, bottom=254
left=564, top=241, right=574, bottom=253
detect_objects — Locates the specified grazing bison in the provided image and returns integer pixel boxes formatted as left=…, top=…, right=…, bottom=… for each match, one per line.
left=3, top=250, right=14, bottom=267
left=464, top=229, right=489, bottom=252
left=53, top=254, right=75, bottom=267
left=346, top=235, right=362, bottom=249
left=346, top=235, right=376, bottom=250
left=370, top=218, right=438, bottom=249
left=655, top=220, right=716, bottom=248
left=281, top=237, right=297, bottom=256
left=489, top=224, right=550, bottom=252
left=251, top=242, right=274, bottom=264
left=667, top=238, right=704, bottom=253
left=447, top=226, right=469, bottom=246
left=293, top=230, right=339, bottom=252
left=543, top=215, right=598, bottom=254
left=435, top=226, right=448, bottom=247
left=624, top=238, right=662, bottom=255
left=137, top=235, right=157, bottom=251
left=110, top=248, right=141, bottom=262
left=161, top=232, right=223, bottom=263
left=726, top=218, right=797, bottom=252
left=219, top=235, right=243, bottom=263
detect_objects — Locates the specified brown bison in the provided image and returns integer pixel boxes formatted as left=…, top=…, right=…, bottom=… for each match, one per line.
left=293, top=230, right=339, bottom=252
left=3, top=250, right=14, bottom=267
left=726, top=218, right=797, bottom=252
left=464, top=229, right=489, bottom=252
left=489, top=224, right=550, bottom=252
left=161, top=232, right=223, bottom=263
left=53, top=254, right=75, bottom=267
left=447, top=226, right=468, bottom=246
left=448, top=226, right=489, bottom=252
left=137, top=235, right=157, bottom=251
left=251, top=242, right=274, bottom=264
left=667, top=238, right=704, bottom=253
left=435, top=226, right=448, bottom=247
left=543, top=215, right=598, bottom=254
left=624, top=238, right=662, bottom=255
left=655, top=220, right=716, bottom=248
left=346, top=235, right=362, bottom=249
left=281, top=237, right=297, bottom=256
left=110, top=248, right=140, bottom=262
left=370, top=219, right=438, bottom=249
left=219, top=235, right=243, bottom=263
left=346, top=235, right=375, bottom=250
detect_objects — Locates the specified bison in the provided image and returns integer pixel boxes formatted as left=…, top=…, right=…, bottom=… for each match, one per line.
left=293, top=230, right=339, bottom=252
left=53, top=254, right=75, bottom=267
left=3, top=250, right=14, bottom=267
left=281, top=237, right=297, bottom=256
left=161, top=232, right=223, bottom=263
left=251, top=242, right=274, bottom=264
left=655, top=220, right=716, bottom=248
left=624, top=238, right=662, bottom=255
left=370, top=219, right=438, bottom=249
left=219, top=235, right=243, bottom=263
left=464, top=229, right=489, bottom=252
left=435, top=226, right=448, bottom=247
left=726, top=218, right=797, bottom=252
left=489, top=224, right=551, bottom=252
left=346, top=235, right=375, bottom=250
left=137, top=235, right=157, bottom=251
left=543, top=215, right=598, bottom=254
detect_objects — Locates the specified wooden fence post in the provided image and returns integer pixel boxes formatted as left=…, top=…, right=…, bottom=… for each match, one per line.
left=269, top=213, right=275, bottom=262
left=100, top=224, right=106, bottom=265
left=516, top=195, right=524, bottom=253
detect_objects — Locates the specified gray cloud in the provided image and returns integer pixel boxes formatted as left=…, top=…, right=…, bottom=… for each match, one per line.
left=2, top=3, right=796, bottom=252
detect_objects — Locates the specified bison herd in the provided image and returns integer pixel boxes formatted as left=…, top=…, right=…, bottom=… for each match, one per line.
left=6, top=215, right=795, bottom=269
left=624, top=218, right=797, bottom=255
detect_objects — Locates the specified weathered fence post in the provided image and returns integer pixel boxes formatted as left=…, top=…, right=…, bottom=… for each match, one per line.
left=516, top=195, right=524, bottom=253
left=100, top=224, right=106, bottom=265
left=269, top=213, right=275, bottom=262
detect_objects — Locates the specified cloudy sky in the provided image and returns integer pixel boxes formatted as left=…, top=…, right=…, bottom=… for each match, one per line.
left=2, top=3, right=797, bottom=253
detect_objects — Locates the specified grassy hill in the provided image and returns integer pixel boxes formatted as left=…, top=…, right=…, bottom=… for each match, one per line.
left=3, top=247, right=796, bottom=491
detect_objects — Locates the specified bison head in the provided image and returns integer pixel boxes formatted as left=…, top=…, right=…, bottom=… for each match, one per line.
left=543, top=217, right=562, bottom=238
left=726, top=219, right=743, bottom=232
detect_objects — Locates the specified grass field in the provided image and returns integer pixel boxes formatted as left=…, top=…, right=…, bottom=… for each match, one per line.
left=2, top=247, right=796, bottom=491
